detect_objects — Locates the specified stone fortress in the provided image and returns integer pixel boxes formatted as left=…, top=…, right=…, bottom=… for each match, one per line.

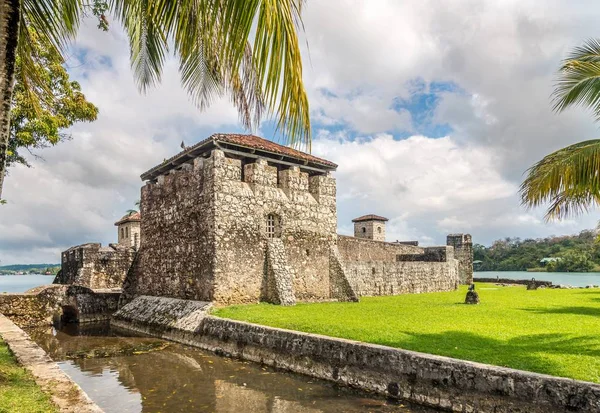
left=59, top=133, right=473, bottom=306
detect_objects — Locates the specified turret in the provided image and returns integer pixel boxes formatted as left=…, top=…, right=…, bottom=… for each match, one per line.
left=352, top=214, right=388, bottom=242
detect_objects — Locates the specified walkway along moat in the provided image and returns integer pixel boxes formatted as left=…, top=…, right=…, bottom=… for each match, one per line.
left=26, top=322, right=436, bottom=413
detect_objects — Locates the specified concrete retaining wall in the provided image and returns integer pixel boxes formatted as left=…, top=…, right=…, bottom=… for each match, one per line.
left=113, top=296, right=600, bottom=413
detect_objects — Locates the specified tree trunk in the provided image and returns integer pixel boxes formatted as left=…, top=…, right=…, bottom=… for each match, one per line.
left=0, top=0, right=20, bottom=200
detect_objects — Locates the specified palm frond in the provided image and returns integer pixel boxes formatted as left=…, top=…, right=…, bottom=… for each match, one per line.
left=110, top=0, right=310, bottom=149
left=520, top=139, right=600, bottom=220
left=553, top=38, right=600, bottom=121
left=22, top=0, right=81, bottom=52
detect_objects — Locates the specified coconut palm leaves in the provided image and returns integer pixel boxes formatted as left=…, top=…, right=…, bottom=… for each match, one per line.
left=521, top=39, right=600, bottom=219
left=108, top=0, right=310, bottom=145
left=0, top=0, right=310, bottom=199
left=520, top=140, right=600, bottom=220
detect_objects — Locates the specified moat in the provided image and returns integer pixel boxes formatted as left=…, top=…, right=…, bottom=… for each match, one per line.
left=26, top=322, right=437, bottom=413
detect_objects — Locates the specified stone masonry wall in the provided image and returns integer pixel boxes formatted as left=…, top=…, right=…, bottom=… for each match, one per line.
left=353, top=221, right=386, bottom=241
left=337, top=236, right=459, bottom=296
left=264, top=239, right=296, bottom=306
left=211, top=152, right=337, bottom=304
left=132, top=156, right=215, bottom=301
left=447, top=234, right=473, bottom=285
left=113, top=298, right=600, bottom=413
left=57, top=243, right=135, bottom=289
left=0, top=285, right=120, bottom=327
left=133, top=150, right=337, bottom=305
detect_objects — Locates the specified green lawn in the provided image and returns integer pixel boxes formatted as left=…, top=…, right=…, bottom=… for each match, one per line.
left=215, top=284, right=600, bottom=383
left=0, top=340, right=57, bottom=412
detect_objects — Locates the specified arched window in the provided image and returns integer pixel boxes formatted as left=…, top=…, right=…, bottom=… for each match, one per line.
left=377, top=227, right=382, bottom=233
left=362, top=227, right=366, bottom=233
left=121, top=228, right=125, bottom=239
left=125, top=226, right=129, bottom=238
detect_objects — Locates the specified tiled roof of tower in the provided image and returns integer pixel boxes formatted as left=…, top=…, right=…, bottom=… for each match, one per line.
left=114, top=212, right=141, bottom=226
left=141, top=133, right=337, bottom=181
left=352, top=214, right=389, bottom=223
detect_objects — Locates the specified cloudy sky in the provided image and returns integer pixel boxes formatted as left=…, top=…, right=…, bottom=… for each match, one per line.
left=3, top=0, right=600, bottom=264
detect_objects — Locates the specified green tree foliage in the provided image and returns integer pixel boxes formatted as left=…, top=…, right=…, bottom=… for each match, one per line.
left=521, top=39, right=600, bottom=220
left=7, top=27, right=98, bottom=168
left=474, top=230, right=600, bottom=272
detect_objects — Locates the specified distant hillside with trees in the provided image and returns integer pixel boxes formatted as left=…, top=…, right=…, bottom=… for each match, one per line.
left=0, top=264, right=60, bottom=276
left=474, top=230, right=600, bottom=272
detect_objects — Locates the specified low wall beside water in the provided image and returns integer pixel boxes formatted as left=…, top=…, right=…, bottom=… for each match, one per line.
left=112, top=295, right=600, bottom=413
left=474, top=277, right=553, bottom=287
left=0, top=285, right=121, bottom=327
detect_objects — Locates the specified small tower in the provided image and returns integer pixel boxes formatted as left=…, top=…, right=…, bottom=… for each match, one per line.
left=352, top=214, right=388, bottom=242
left=447, top=234, right=473, bottom=285
left=115, top=212, right=141, bottom=250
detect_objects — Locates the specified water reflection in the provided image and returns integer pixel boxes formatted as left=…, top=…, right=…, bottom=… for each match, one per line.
left=27, top=323, right=436, bottom=413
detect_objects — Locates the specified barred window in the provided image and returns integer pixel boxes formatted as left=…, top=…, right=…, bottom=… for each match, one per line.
left=266, top=214, right=276, bottom=238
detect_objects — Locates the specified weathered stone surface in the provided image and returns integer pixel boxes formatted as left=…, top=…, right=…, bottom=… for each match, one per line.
left=112, top=304, right=600, bottom=413
left=329, top=245, right=359, bottom=302
left=474, top=277, right=553, bottom=288
left=338, top=236, right=459, bottom=296
left=0, top=285, right=120, bottom=327
left=264, top=239, right=296, bottom=306
left=447, top=234, right=473, bottom=285
left=57, top=242, right=135, bottom=289
left=113, top=295, right=211, bottom=332
left=0, top=314, right=102, bottom=412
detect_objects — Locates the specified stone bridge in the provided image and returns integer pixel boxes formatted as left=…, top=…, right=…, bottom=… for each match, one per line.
left=0, top=285, right=121, bottom=328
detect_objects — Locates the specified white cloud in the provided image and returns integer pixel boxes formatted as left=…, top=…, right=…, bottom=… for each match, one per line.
left=4, top=1, right=600, bottom=263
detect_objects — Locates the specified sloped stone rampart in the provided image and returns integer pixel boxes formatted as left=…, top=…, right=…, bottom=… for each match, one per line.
left=112, top=295, right=212, bottom=333
left=329, top=245, right=358, bottom=302
left=264, top=239, right=296, bottom=306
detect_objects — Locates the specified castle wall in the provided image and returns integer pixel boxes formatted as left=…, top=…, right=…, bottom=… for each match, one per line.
left=337, top=235, right=424, bottom=261
left=337, top=236, right=458, bottom=296
left=447, top=234, right=473, bottom=285
left=57, top=243, right=134, bottom=289
left=133, top=156, right=215, bottom=300
left=211, top=151, right=337, bottom=304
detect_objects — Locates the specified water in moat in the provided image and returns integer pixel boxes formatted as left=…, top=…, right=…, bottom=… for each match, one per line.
left=27, top=322, right=438, bottom=413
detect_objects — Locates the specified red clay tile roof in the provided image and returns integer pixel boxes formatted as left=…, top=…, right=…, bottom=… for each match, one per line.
left=352, top=214, right=389, bottom=223
left=114, top=211, right=141, bottom=226
left=141, top=133, right=337, bottom=181
left=212, top=133, right=337, bottom=168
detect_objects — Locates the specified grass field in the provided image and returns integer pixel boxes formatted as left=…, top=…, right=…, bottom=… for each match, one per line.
left=215, top=284, right=600, bottom=383
left=0, top=340, right=57, bottom=412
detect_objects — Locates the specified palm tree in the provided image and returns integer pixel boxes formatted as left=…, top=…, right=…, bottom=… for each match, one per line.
left=521, top=39, right=600, bottom=220
left=0, top=0, right=310, bottom=199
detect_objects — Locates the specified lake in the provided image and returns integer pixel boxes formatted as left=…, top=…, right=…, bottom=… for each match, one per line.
left=0, top=274, right=55, bottom=293
left=475, top=271, right=600, bottom=287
